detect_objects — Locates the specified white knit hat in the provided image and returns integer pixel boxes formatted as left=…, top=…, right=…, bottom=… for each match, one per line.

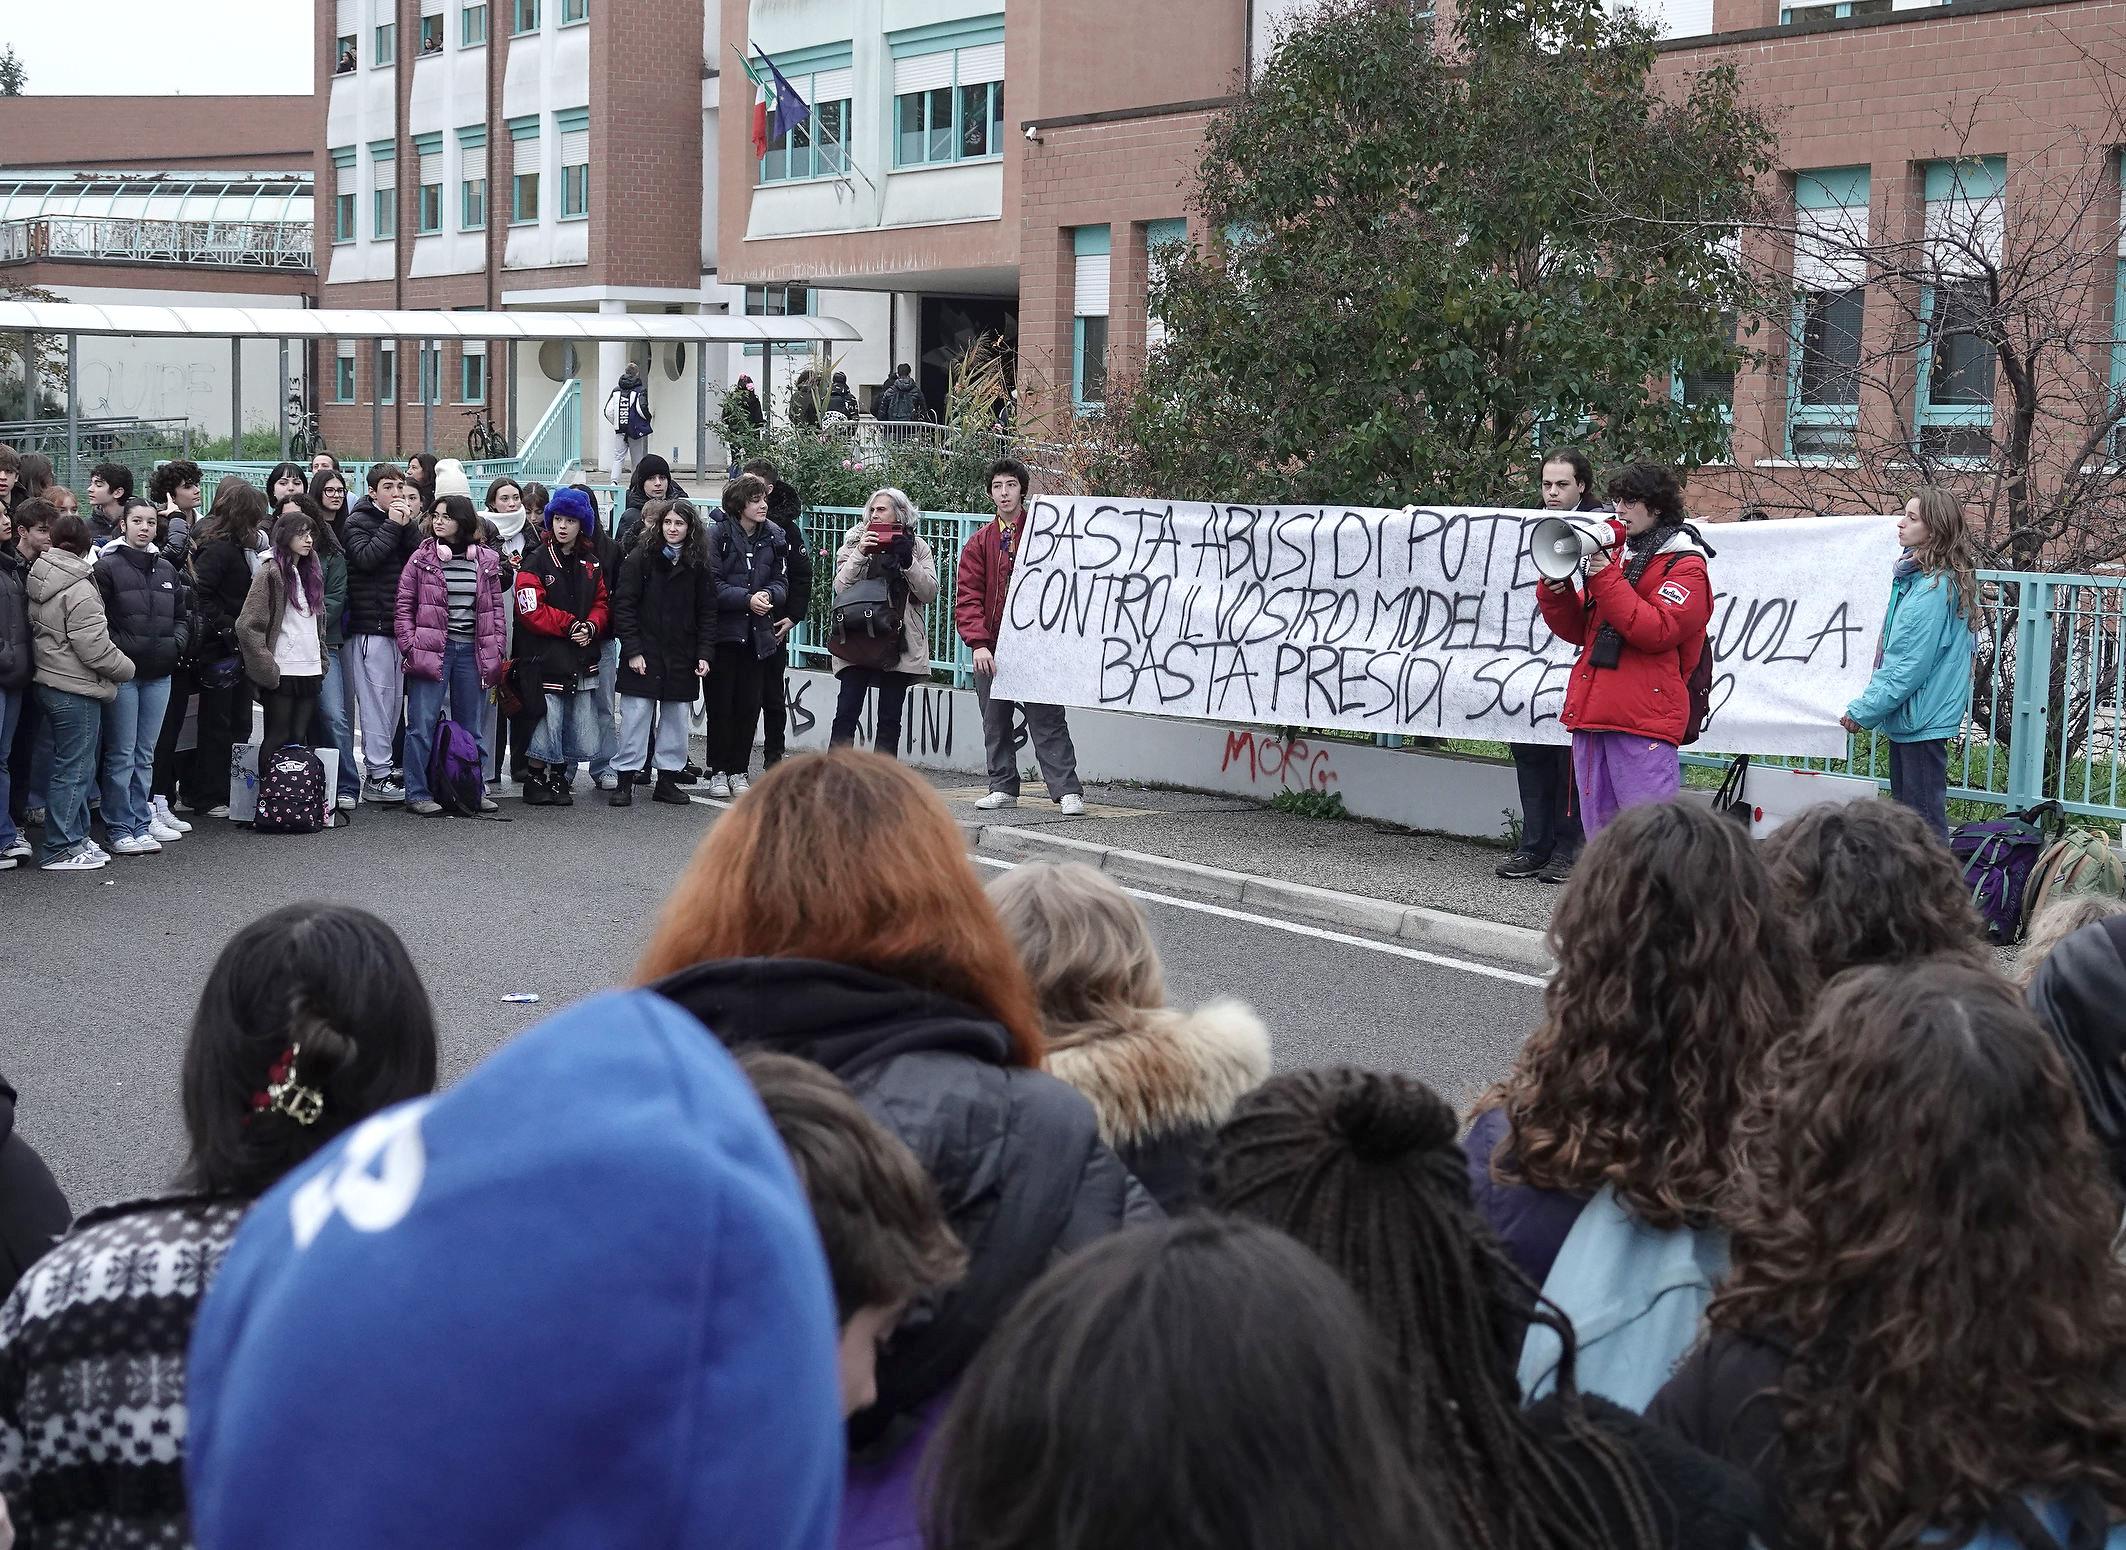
left=432, top=457, right=473, bottom=502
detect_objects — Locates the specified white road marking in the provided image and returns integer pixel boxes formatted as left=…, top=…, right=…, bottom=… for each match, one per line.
left=690, top=792, right=1547, bottom=987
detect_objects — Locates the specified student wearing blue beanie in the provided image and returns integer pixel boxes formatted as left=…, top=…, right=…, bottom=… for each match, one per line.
left=183, top=989, right=845, bottom=1550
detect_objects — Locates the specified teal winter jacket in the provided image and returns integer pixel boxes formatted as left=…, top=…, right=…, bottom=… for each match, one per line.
left=1847, top=564, right=1975, bottom=743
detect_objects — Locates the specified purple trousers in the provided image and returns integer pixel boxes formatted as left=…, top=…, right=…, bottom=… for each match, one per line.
left=1572, top=729, right=1680, bottom=837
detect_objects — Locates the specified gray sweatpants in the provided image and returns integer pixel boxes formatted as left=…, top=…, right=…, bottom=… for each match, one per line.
left=344, top=633, right=404, bottom=781
left=976, top=676, right=1082, bottom=800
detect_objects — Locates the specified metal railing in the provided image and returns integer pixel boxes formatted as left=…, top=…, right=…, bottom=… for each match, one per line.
left=0, top=216, right=313, bottom=271
left=0, top=416, right=191, bottom=491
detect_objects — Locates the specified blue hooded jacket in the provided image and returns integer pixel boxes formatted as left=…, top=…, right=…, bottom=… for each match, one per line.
left=1847, top=561, right=1975, bottom=743
left=184, top=989, right=844, bottom=1550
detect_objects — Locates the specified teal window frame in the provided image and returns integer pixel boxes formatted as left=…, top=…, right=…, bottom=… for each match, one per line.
left=760, top=91, right=855, bottom=184
left=334, top=353, right=356, bottom=403
left=741, top=283, right=813, bottom=357
left=887, top=21, right=1004, bottom=171
left=1786, top=167, right=1869, bottom=461
left=559, top=163, right=588, bottom=218
left=461, top=3, right=488, bottom=46
left=508, top=116, right=541, bottom=224
left=379, top=343, right=397, bottom=404
left=373, top=22, right=395, bottom=65
left=417, top=347, right=442, bottom=407
left=460, top=350, right=487, bottom=404
left=1072, top=224, right=1110, bottom=411
left=512, top=0, right=539, bottom=34
left=1913, top=157, right=2005, bottom=464
left=462, top=175, right=486, bottom=230
left=1671, top=308, right=1738, bottom=463
left=334, top=33, right=357, bottom=71
left=413, top=133, right=444, bottom=235
left=333, top=191, right=356, bottom=243
left=1779, top=0, right=1892, bottom=19
left=418, top=12, right=444, bottom=54
left=560, top=0, right=587, bottom=22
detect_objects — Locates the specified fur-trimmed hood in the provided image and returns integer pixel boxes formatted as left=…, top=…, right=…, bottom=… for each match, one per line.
left=1043, top=999, right=1271, bottom=1149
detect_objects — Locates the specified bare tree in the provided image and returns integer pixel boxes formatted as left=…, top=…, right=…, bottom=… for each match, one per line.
left=0, top=280, right=70, bottom=422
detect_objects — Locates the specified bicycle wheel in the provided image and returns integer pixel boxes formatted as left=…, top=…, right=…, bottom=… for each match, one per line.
left=484, top=427, right=510, bottom=459
left=289, top=426, right=314, bottom=461
left=468, top=423, right=493, bottom=460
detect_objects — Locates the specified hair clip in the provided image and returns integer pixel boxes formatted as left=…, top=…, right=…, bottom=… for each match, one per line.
left=248, top=1041, right=324, bottom=1127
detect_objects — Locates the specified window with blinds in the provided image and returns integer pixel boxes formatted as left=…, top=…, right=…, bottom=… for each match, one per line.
left=371, top=143, right=397, bottom=240
left=1788, top=168, right=1868, bottom=459
left=458, top=126, right=488, bottom=230
left=335, top=340, right=356, bottom=403
left=889, top=20, right=1004, bottom=170
left=510, top=119, right=541, bottom=223
left=755, top=48, right=854, bottom=185
left=1917, top=157, right=2004, bottom=460
left=1073, top=226, right=1110, bottom=409
left=414, top=136, right=444, bottom=234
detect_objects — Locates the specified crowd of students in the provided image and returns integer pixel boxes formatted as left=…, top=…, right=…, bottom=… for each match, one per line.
left=0, top=745, right=2117, bottom=1548
left=0, top=438, right=1029, bottom=865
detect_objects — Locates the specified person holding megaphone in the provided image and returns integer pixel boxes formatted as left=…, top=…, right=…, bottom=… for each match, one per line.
left=1534, top=463, right=1713, bottom=837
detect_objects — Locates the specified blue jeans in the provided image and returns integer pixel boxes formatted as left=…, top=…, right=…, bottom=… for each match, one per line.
left=1889, top=737, right=1951, bottom=842
left=100, top=676, right=172, bottom=842
left=588, top=637, right=620, bottom=780
left=403, top=641, right=487, bottom=804
left=530, top=687, right=601, bottom=767
left=0, top=687, right=20, bottom=851
left=310, top=646, right=358, bottom=798
left=36, top=685, right=103, bottom=863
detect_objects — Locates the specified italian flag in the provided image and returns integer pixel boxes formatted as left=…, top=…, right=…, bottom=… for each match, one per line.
left=745, top=56, right=773, bottom=160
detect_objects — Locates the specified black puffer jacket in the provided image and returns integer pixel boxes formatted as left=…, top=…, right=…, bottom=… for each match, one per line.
left=342, top=496, right=419, bottom=637
left=613, top=543, right=714, bottom=701
left=187, top=534, right=254, bottom=655
left=95, top=543, right=187, bottom=680
left=765, top=480, right=813, bottom=625
left=2025, top=914, right=2126, bottom=1199
left=653, top=957, right=1158, bottom=1440
left=0, top=1073, right=72, bottom=1304
left=0, top=546, right=30, bottom=692
left=707, top=516, right=788, bottom=651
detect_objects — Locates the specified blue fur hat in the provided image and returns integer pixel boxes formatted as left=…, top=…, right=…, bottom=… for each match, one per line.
left=545, top=485, right=595, bottom=527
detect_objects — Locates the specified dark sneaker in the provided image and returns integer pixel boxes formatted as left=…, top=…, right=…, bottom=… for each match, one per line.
left=1538, top=851, right=1576, bottom=885
left=1495, top=849, right=1547, bottom=879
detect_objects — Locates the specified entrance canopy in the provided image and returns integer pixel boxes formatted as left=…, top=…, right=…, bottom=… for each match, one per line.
left=0, top=299, right=860, bottom=345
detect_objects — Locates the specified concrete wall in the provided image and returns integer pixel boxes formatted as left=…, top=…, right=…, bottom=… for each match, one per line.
left=770, top=667, right=1521, bottom=840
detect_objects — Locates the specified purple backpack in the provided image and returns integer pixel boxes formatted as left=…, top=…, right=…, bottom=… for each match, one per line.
left=1949, top=801, right=2060, bottom=944
left=428, top=718, right=487, bottom=817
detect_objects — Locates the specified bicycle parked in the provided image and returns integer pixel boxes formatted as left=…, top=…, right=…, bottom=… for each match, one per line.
left=465, top=407, right=510, bottom=461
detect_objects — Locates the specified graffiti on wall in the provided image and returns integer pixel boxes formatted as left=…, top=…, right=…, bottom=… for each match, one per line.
left=1219, top=730, right=1339, bottom=793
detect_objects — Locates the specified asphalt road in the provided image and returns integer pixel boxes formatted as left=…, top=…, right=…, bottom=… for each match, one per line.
left=3, top=788, right=1545, bottom=1209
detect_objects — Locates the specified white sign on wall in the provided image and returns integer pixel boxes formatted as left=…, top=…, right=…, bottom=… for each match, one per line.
left=989, top=499, right=1900, bottom=759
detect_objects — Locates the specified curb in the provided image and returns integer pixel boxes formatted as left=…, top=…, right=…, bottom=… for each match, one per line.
left=962, top=822, right=1554, bottom=975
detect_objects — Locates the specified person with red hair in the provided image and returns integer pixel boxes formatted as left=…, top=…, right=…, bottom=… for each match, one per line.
left=639, top=748, right=1155, bottom=1545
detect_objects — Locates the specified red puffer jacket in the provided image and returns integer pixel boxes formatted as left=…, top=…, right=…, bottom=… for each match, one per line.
left=1536, top=530, right=1713, bottom=747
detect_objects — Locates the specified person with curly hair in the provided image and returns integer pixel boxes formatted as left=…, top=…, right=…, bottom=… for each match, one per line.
left=1649, top=962, right=2126, bottom=1549
left=1841, top=487, right=1982, bottom=841
left=1462, top=799, right=1815, bottom=1407
left=1205, top=1066, right=1759, bottom=1550
left=1759, top=798, right=1992, bottom=982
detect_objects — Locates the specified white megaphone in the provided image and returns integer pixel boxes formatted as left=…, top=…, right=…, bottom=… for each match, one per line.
left=1528, top=515, right=1628, bottom=581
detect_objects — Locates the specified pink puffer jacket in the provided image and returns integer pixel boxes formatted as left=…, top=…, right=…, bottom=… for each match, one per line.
left=395, top=538, right=507, bottom=685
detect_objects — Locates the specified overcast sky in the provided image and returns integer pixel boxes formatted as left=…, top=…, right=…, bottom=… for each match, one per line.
left=6, top=1, right=309, bottom=94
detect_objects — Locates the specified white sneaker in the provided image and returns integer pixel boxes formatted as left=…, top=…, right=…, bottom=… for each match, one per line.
left=42, top=848, right=106, bottom=872
left=204, top=805, right=230, bottom=820
left=1, top=839, right=29, bottom=861
left=0, top=856, right=13, bottom=871
left=594, top=773, right=619, bottom=792
left=706, top=774, right=732, bottom=799
left=83, top=840, right=110, bottom=860
left=148, top=820, right=185, bottom=843
left=110, top=834, right=162, bottom=856
left=1058, top=793, right=1087, bottom=816
left=336, top=794, right=357, bottom=811
left=728, top=773, right=751, bottom=795
left=153, top=797, right=193, bottom=834
left=974, top=792, right=1018, bottom=811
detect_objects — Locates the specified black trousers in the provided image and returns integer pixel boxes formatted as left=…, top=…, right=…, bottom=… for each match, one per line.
left=260, top=675, right=323, bottom=755
left=152, top=667, right=194, bottom=800
left=831, top=668, right=913, bottom=758
left=704, top=642, right=765, bottom=774
left=6, top=687, right=37, bottom=824
left=1508, top=741, right=1582, bottom=860
left=759, top=646, right=791, bottom=764
left=190, top=679, right=255, bottom=812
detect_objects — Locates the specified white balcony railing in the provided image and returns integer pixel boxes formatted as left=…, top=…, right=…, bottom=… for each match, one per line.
left=0, top=216, right=313, bottom=271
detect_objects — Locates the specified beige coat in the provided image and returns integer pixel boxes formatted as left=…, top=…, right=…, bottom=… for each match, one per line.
left=235, top=560, right=326, bottom=691
left=27, top=549, right=133, bottom=701
left=831, top=520, right=938, bottom=676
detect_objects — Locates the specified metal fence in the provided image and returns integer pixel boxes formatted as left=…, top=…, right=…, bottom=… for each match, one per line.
left=0, top=416, right=191, bottom=492
left=0, top=217, right=312, bottom=271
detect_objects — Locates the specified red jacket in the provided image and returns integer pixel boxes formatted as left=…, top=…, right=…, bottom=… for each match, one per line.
left=953, top=520, right=1014, bottom=651
left=1536, top=532, right=1713, bottom=747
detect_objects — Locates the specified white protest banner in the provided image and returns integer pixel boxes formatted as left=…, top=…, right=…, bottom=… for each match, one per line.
left=989, top=500, right=1901, bottom=758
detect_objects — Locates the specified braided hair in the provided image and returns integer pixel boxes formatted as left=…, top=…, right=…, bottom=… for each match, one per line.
left=1201, top=1067, right=1660, bottom=1550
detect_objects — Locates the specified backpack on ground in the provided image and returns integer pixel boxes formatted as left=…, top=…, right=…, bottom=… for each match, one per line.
left=252, top=744, right=328, bottom=835
left=1516, top=1184, right=1730, bottom=1415
left=828, top=576, right=905, bottom=671
left=428, top=718, right=487, bottom=816
left=2023, top=824, right=2126, bottom=932
left=1950, top=801, right=2061, bottom=945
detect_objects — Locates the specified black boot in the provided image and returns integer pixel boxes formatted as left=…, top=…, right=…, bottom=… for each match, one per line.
left=609, top=771, right=634, bottom=807
left=549, top=768, right=574, bottom=807
left=522, top=766, right=556, bottom=806
left=678, top=761, right=703, bottom=784
left=653, top=771, right=690, bottom=805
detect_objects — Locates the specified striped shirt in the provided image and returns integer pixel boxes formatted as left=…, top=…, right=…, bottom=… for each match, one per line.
left=443, top=555, right=479, bottom=640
